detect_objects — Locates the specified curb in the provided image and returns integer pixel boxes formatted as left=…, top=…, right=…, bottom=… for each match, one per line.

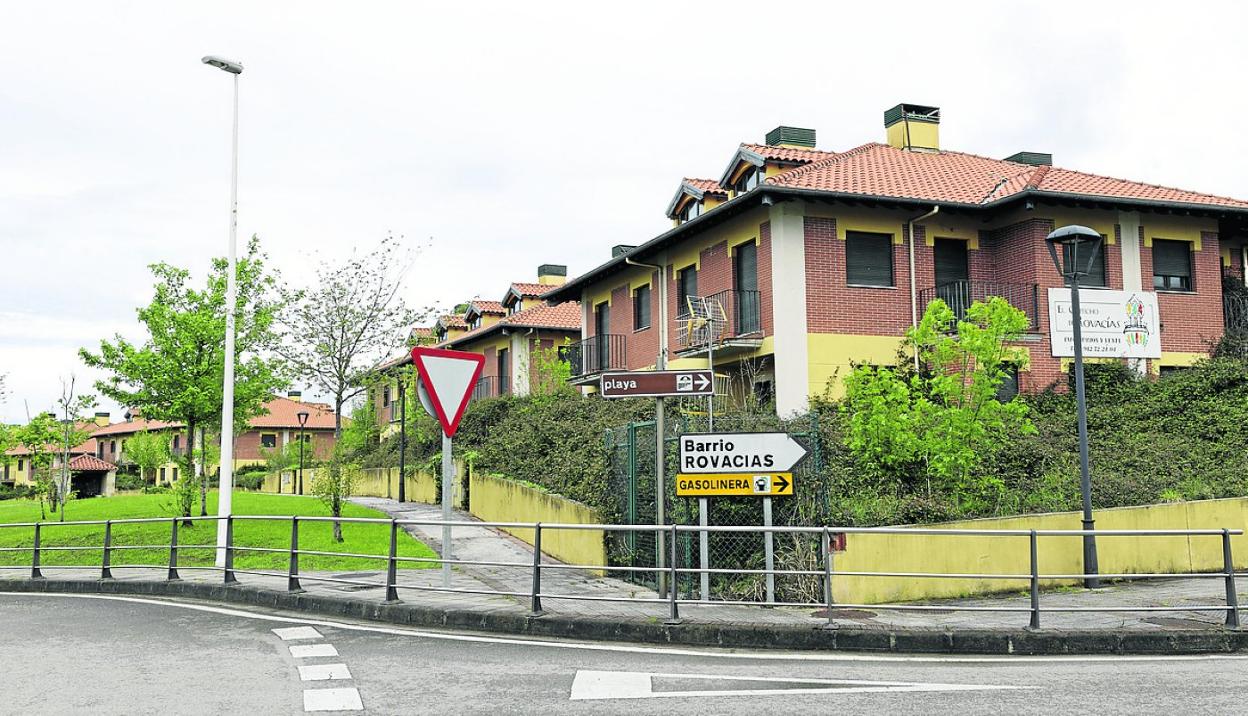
left=4, top=577, right=1245, bottom=655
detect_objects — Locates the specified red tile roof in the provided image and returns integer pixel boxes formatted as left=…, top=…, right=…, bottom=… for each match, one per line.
left=91, top=417, right=183, bottom=437
left=769, top=143, right=1248, bottom=209
left=508, top=282, right=550, bottom=298
left=468, top=300, right=506, bottom=315
left=437, top=314, right=468, bottom=329
left=411, top=327, right=432, bottom=337
left=683, top=177, right=728, bottom=196
left=248, top=396, right=340, bottom=430
left=69, top=454, right=116, bottom=471
left=741, top=143, right=835, bottom=164
left=440, top=301, right=580, bottom=348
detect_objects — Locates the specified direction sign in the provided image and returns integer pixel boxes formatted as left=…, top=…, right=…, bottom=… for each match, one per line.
left=410, top=346, right=485, bottom=437
left=678, top=432, right=809, bottom=474
left=600, top=370, right=714, bottom=398
left=676, top=472, right=794, bottom=497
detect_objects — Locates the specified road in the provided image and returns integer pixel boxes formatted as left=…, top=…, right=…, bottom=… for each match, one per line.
left=1, top=593, right=1245, bottom=715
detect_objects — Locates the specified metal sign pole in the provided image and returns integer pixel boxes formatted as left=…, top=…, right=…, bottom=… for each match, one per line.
left=698, top=497, right=709, bottom=601
left=655, top=397, right=666, bottom=598
left=763, top=496, right=775, bottom=604
left=442, top=430, right=453, bottom=588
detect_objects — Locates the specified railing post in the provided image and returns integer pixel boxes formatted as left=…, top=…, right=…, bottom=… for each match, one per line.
left=530, top=522, right=544, bottom=616
left=223, top=516, right=237, bottom=584
left=1223, top=528, right=1240, bottom=628
left=665, top=523, right=681, bottom=624
left=30, top=522, right=43, bottom=579
left=822, top=527, right=835, bottom=630
left=1029, top=529, right=1041, bottom=629
left=167, top=517, right=180, bottom=581
left=384, top=519, right=400, bottom=603
left=288, top=516, right=303, bottom=593
left=100, top=520, right=113, bottom=580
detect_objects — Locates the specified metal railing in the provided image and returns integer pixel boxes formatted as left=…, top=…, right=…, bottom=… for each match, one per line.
left=919, top=280, right=1040, bottom=329
left=676, top=289, right=763, bottom=350
left=0, top=516, right=1240, bottom=630
left=471, top=376, right=511, bottom=401
left=1225, top=292, right=1248, bottom=334
left=562, top=335, right=627, bottom=379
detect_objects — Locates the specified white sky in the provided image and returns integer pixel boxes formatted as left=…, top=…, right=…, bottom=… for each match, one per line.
left=3, top=1, right=1247, bottom=423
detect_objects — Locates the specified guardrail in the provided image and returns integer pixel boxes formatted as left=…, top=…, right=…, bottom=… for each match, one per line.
left=0, top=516, right=1241, bottom=630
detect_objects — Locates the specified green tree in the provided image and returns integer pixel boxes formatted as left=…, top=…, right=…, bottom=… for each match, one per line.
left=15, top=414, right=61, bottom=519
left=842, top=297, right=1035, bottom=507
left=312, top=449, right=359, bottom=542
left=80, top=237, right=286, bottom=519
left=125, top=429, right=172, bottom=483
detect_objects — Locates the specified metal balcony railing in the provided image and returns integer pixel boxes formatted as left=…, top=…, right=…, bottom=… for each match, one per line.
left=562, top=335, right=627, bottom=379
left=676, top=289, right=763, bottom=349
left=918, top=280, right=1040, bottom=329
left=471, top=375, right=511, bottom=401
left=1225, top=292, right=1248, bottom=334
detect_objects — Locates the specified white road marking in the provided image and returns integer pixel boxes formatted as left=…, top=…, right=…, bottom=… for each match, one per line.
left=298, top=663, right=353, bottom=681
left=570, top=670, right=1028, bottom=700
left=11, top=593, right=1247, bottom=665
left=291, top=644, right=340, bottom=659
left=303, top=688, right=363, bottom=712
left=272, top=626, right=324, bottom=641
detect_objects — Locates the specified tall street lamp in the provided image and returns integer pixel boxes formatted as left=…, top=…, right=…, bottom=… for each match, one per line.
left=1046, top=224, right=1103, bottom=589
left=203, top=54, right=243, bottom=568
left=296, top=411, right=309, bottom=496
left=397, top=375, right=407, bottom=504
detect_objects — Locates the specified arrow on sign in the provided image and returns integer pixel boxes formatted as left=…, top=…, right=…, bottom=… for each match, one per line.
left=772, top=474, right=790, bottom=493
left=694, top=373, right=711, bottom=391
left=679, top=432, right=809, bottom=474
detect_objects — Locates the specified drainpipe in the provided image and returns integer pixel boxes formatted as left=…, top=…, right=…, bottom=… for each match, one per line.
left=624, top=256, right=667, bottom=369
left=909, top=205, right=940, bottom=370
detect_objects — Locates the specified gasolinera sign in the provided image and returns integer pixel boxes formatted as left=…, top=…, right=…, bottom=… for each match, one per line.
left=1047, top=288, right=1161, bottom=359
left=675, top=432, right=807, bottom=497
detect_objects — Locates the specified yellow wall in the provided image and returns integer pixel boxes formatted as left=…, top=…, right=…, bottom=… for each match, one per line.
left=886, top=119, right=939, bottom=151
left=469, top=472, right=607, bottom=572
left=834, top=497, right=1248, bottom=604
left=807, top=333, right=906, bottom=399
left=261, top=466, right=441, bottom=505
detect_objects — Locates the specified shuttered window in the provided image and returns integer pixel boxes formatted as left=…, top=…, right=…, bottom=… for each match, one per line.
left=1062, top=239, right=1107, bottom=287
left=845, top=231, right=894, bottom=287
left=1153, top=239, right=1193, bottom=291
left=633, top=284, right=651, bottom=330
left=677, top=266, right=698, bottom=317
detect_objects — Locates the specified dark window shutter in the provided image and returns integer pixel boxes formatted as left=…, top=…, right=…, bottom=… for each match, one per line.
left=633, top=285, right=651, bottom=329
left=734, top=242, right=758, bottom=292
left=845, top=232, right=894, bottom=286
left=1152, top=240, right=1192, bottom=290
left=1063, top=241, right=1107, bottom=287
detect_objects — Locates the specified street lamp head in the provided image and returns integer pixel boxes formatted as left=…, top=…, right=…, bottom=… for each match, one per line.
left=1046, top=224, right=1103, bottom=281
left=296, top=411, right=310, bottom=428
left=201, top=55, right=244, bottom=74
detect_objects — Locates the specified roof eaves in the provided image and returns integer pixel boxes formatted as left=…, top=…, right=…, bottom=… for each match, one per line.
left=982, top=188, right=1248, bottom=216
left=717, top=145, right=766, bottom=186
left=664, top=182, right=698, bottom=219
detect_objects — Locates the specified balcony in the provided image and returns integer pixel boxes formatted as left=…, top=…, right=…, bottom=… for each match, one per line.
left=562, top=335, right=627, bottom=383
left=1225, top=292, right=1248, bottom=334
left=676, top=289, right=764, bottom=357
left=471, top=375, right=511, bottom=401
left=918, top=280, right=1039, bottom=330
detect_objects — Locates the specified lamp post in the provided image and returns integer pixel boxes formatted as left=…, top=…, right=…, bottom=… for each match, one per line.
left=1046, top=224, right=1103, bottom=589
left=397, top=376, right=407, bottom=504
left=297, top=411, right=309, bottom=496
left=202, top=54, right=244, bottom=568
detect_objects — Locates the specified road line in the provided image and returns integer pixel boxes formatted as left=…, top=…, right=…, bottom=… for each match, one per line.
left=298, top=663, right=352, bottom=681
left=291, top=644, right=340, bottom=658
left=273, top=626, right=323, bottom=641
left=569, top=669, right=1029, bottom=700
left=303, top=688, right=363, bottom=712
left=10, top=592, right=1247, bottom=665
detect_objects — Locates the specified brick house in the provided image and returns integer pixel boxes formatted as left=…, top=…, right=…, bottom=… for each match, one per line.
left=2, top=414, right=117, bottom=496
left=542, top=104, right=1248, bottom=416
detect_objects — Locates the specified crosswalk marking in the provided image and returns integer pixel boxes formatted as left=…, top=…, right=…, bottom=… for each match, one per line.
left=290, top=644, right=339, bottom=659
left=298, top=663, right=353, bottom=681
left=303, top=688, right=364, bottom=712
left=272, top=626, right=324, bottom=641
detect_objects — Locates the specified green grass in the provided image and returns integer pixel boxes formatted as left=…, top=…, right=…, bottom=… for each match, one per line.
left=0, top=492, right=437, bottom=572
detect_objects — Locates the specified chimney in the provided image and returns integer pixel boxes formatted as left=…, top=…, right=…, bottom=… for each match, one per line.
left=1004, top=151, right=1052, bottom=166
left=288, top=390, right=302, bottom=403
left=764, top=126, right=816, bottom=148
left=611, top=245, right=636, bottom=259
left=94, top=411, right=110, bottom=427
left=537, top=264, right=567, bottom=286
left=884, top=103, right=940, bottom=152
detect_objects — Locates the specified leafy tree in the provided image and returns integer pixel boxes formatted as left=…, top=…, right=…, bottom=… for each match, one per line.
left=528, top=341, right=575, bottom=403
left=80, top=237, right=286, bottom=518
left=125, top=429, right=171, bottom=483
left=312, top=449, right=359, bottom=542
left=842, top=297, right=1035, bottom=507
left=15, top=414, right=61, bottom=520
left=53, top=376, right=96, bottom=520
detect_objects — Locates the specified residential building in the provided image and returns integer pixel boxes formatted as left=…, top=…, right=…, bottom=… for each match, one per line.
left=2, top=413, right=116, bottom=496
left=543, top=103, right=1248, bottom=416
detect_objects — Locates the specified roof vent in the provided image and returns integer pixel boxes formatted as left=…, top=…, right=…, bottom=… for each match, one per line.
left=764, top=126, right=816, bottom=148
left=1005, top=151, right=1052, bottom=166
left=612, top=245, right=636, bottom=259
left=883, top=104, right=940, bottom=152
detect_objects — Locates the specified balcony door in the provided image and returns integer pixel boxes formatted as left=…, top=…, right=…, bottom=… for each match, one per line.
left=594, top=302, right=610, bottom=372
left=497, top=347, right=510, bottom=396
left=733, top=241, right=761, bottom=335
left=934, top=238, right=970, bottom=318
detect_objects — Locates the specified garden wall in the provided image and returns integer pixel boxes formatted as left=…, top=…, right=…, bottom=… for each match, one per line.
left=469, top=472, right=606, bottom=571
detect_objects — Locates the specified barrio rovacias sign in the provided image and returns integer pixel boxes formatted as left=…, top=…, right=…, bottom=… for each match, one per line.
left=1047, top=288, right=1161, bottom=359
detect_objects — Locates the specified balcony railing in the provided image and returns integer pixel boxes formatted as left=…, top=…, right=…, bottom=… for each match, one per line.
left=1225, top=292, right=1248, bottom=334
left=470, top=375, right=511, bottom=401
left=676, top=289, right=763, bottom=350
left=562, top=335, right=627, bottom=380
left=918, top=280, right=1039, bottom=329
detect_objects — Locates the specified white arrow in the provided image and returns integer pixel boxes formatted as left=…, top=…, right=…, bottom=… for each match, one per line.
left=570, top=670, right=1027, bottom=700
left=679, top=432, right=809, bottom=474
left=694, top=373, right=711, bottom=391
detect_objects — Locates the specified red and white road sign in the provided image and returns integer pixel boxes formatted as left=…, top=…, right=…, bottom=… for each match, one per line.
left=410, top=347, right=485, bottom=437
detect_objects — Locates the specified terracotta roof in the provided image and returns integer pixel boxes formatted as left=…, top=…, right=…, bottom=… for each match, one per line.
left=741, top=143, right=835, bottom=164
left=6, top=421, right=98, bottom=456
left=91, top=417, right=183, bottom=437
left=248, top=396, right=339, bottom=430
left=683, top=178, right=728, bottom=196
left=440, top=301, right=581, bottom=348
left=467, top=300, right=506, bottom=316
left=769, top=142, right=1248, bottom=209
left=437, top=314, right=468, bottom=329
left=508, top=282, right=550, bottom=298
left=69, top=454, right=116, bottom=471
left=411, top=327, right=432, bottom=337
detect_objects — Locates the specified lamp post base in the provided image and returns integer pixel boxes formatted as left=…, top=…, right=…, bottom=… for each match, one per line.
left=1082, top=518, right=1101, bottom=589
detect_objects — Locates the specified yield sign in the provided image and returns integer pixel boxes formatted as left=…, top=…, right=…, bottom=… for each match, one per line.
left=410, top=346, right=484, bottom=437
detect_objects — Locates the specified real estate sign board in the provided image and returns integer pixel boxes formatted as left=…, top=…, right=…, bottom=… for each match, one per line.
left=1047, top=288, right=1161, bottom=359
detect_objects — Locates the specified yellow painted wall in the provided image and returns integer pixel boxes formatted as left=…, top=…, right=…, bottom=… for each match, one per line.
left=807, top=333, right=905, bottom=399
left=260, top=466, right=440, bottom=505
left=886, top=119, right=939, bottom=151
left=834, top=497, right=1248, bottom=604
left=469, top=472, right=607, bottom=572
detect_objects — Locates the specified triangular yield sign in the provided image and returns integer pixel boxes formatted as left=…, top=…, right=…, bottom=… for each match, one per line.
left=410, top=347, right=485, bottom=437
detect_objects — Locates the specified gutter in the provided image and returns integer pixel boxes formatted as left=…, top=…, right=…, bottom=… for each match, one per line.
left=625, top=256, right=667, bottom=369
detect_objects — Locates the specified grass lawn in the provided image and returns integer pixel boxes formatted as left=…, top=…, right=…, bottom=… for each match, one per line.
left=0, top=491, right=437, bottom=573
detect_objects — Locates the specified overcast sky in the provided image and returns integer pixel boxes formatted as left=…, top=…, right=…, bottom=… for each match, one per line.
left=3, top=1, right=1247, bottom=423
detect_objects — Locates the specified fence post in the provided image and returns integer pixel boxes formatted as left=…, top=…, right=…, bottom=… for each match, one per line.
left=101, top=520, right=113, bottom=580
left=383, top=519, right=401, bottom=603
left=167, top=517, right=180, bottom=581
left=530, top=522, right=544, bottom=616
left=288, top=516, right=303, bottom=593
left=1223, top=528, right=1240, bottom=628
left=822, top=527, right=835, bottom=630
left=223, top=516, right=237, bottom=584
left=665, top=523, right=681, bottom=624
left=1029, top=529, right=1041, bottom=629
left=31, top=522, right=43, bottom=579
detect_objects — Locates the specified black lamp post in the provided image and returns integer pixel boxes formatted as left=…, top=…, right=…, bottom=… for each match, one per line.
left=296, top=411, right=309, bottom=496
left=397, top=376, right=407, bottom=504
left=1045, top=224, right=1103, bottom=589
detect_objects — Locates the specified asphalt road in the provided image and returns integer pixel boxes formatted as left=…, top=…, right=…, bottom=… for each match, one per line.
left=1, top=593, right=1246, bottom=715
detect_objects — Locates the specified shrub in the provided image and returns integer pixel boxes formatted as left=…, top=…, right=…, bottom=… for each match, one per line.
left=115, top=472, right=146, bottom=492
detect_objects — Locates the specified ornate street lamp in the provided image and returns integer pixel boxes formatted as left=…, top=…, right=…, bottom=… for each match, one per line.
left=1046, top=224, right=1103, bottom=589
left=296, top=411, right=310, bottom=496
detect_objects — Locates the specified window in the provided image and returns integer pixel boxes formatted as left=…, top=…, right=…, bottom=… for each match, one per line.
left=733, top=241, right=761, bottom=334
left=1153, top=239, right=1193, bottom=291
left=172, top=434, right=180, bottom=450
left=468, top=315, right=481, bottom=330
left=98, top=443, right=105, bottom=458
left=382, top=386, right=391, bottom=407
left=845, top=231, right=894, bottom=287
left=172, top=467, right=178, bottom=481
left=678, top=200, right=702, bottom=224
left=677, top=266, right=698, bottom=317
left=633, top=284, right=651, bottom=330
left=109, top=440, right=116, bottom=454
left=732, top=166, right=762, bottom=194
left=18, top=459, right=24, bottom=472
left=1061, top=239, right=1107, bottom=288
left=506, top=298, right=521, bottom=316
left=160, top=467, right=166, bottom=481
left=260, top=433, right=278, bottom=449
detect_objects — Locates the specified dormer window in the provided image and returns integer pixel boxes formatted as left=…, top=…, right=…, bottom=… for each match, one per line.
left=732, top=167, right=762, bottom=194
left=468, top=316, right=481, bottom=330
left=435, top=327, right=447, bottom=342
left=506, top=299, right=521, bottom=315
left=678, top=200, right=702, bottom=224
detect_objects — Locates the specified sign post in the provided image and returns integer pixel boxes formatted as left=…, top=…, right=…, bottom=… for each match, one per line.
left=411, top=347, right=485, bottom=589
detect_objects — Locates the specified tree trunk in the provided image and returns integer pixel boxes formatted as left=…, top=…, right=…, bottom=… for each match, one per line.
left=190, top=420, right=206, bottom=516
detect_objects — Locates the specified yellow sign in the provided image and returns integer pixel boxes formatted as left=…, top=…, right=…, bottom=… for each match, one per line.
left=675, top=473, right=794, bottom=497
